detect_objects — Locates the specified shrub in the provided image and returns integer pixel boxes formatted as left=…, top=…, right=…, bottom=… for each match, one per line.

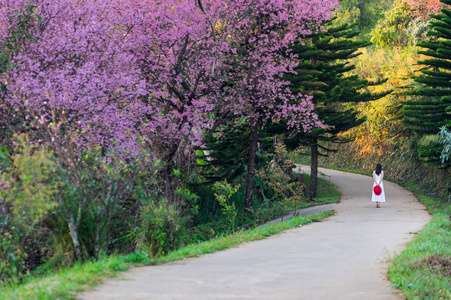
left=213, top=181, right=240, bottom=232
left=0, top=229, right=26, bottom=285
left=370, top=0, right=438, bottom=47
left=47, top=148, right=153, bottom=262
left=2, top=136, right=59, bottom=229
left=137, top=200, right=184, bottom=257
left=370, top=1, right=414, bottom=47
left=256, top=143, right=306, bottom=214
left=0, top=135, right=58, bottom=285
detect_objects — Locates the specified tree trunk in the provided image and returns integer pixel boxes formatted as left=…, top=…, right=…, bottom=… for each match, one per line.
left=94, top=210, right=101, bottom=261
left=159, top=143, right=180, bottom=204
left=67, top=216, right=82, bottom=262
left=244, top=122, right=259, bottom=209
left=161, top=164, right=176, bottom=203
left=309, top=137, right=318, bottom=199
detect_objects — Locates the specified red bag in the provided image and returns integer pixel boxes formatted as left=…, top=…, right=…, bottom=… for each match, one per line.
left=373, top=185, right=382, bottom=196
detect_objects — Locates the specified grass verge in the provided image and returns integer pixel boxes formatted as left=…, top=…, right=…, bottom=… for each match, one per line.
left=0, top=210, right=335, bottom=300
left=387, top=194, right=451, bottom=300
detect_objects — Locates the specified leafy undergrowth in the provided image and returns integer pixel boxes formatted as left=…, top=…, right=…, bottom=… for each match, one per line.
left=0, top=211, right=334, bottom=300
left=186, top=175, right=340, bottom=244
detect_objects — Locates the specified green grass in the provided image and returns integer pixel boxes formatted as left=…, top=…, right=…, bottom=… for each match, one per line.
left=388, top=213, right=451, bottom=300
left=311, top=176, right=341, bottom=204
left=386, top=190, right=451, bottom=300
left=0, top=211, right=335, bottom=300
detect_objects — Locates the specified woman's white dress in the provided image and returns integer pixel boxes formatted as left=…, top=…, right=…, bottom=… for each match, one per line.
left=372, top=170, right=386, bottom=203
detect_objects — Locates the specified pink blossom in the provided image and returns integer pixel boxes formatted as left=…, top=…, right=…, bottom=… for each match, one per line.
left=1, top=0, right=338, bottom=161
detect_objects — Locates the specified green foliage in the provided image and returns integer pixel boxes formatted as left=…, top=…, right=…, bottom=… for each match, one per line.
left=175, top=187, right=199, bottom=216
left=257, top=143, right=305, bottom=211
left=0, top=151, right=165, bottom=278
left=369, top=0, right=418, bottom=47
left=0, top=135, right=58, bottom=285
left=370, top=25, right=404, bottom=48
left=186, top=170, right=340, bottom=244
left=213, top=181, right=239, bottom=232
left=342, top=45, right=421, bottom=158
left=0, top=229, right=26, bottom=286
left=51, top=147, right=156, bottom=263
left=333, top=0, right=393, bottom=36
left=197, top=119, right=273, bottom=212
left=286, top=20, right=390, bottom=153
left=137, top=200, right=184, bottom=257
left=199, top=123, right=251, bottom=182
left=2, top=136, right=59, bottom=229
left=402, top=0, right=451, bottom=167
left=333, top=0, right=361, bottom=26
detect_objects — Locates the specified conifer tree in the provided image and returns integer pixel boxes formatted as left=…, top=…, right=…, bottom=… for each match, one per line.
left=199, top=123, right=251, bottom=183
left=286, top=21, right=389, bottom=198
left=402, top=0, right=451, bottom=167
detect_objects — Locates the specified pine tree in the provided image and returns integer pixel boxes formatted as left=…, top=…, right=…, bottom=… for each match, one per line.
left=286, top=21, right=390, bottom=198
left=402, top=0, right=451, bottom=167
left=198, top=123, right=251, bottom=183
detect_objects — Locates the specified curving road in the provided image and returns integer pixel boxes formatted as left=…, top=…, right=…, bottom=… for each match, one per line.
left=78, top=167, right=431, bottom=300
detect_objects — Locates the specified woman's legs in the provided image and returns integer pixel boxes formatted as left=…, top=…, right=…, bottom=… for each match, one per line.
left=376, top=202, right=380, bottom=208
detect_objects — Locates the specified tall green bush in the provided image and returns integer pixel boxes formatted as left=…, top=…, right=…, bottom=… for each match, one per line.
left=213, top=181, right=240, bottom=232
left=48, top=147, right=151, bottom=262
left=0, top=135, right=58, bottom=285
left=257, top=143, right=306, bottom=215
left=2, top=137, right=59, bottom=229
left=369, top=0, right=431, bottom=47
left=137, top=200, right=184, bottom=257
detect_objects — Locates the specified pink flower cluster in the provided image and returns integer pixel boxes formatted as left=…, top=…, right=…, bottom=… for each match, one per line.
left=1, top=0, right=338, bottom=158
left=0, top=178, right=7, bottom=189
left=0, top=178, right=7, bottom=213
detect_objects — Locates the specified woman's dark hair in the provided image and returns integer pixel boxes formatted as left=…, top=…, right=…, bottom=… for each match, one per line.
left=375, top=164, right=382, bottom=175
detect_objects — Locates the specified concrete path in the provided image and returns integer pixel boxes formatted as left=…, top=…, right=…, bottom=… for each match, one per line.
left=78, top=167, right=431, bottom=300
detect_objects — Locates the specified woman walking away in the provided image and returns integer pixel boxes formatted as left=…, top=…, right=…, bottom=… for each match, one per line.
left=372, top=164, right=385, bottom=208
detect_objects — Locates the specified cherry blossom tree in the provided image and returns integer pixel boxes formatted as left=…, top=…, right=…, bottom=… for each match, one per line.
left=0, top=0, right=149, bottom=261
left=0, top=0, right=341, bottom=263
left=121, top=0, right=338, bottom=206
left=1, top=0, right=338, bottom=207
